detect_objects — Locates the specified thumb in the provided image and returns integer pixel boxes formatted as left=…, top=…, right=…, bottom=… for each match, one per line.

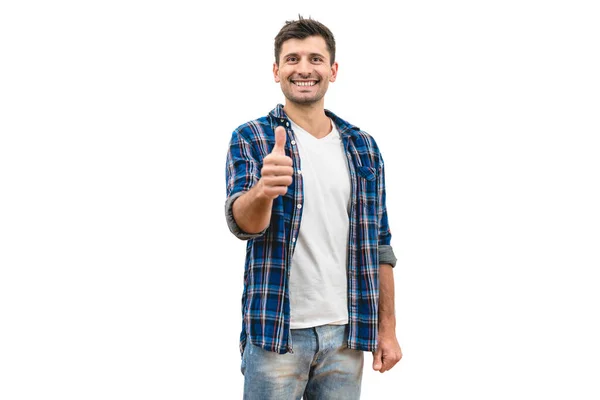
left=372, top=348, right=383, bottom=371
left=272, top=126, right=286, bottom=155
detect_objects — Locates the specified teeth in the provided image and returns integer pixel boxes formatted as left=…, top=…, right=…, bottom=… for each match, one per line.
left=294, top=81, right=316, bottom=87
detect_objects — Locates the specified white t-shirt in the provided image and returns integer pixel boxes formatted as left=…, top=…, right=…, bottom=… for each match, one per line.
left=289, top=118, right=351, bottom=329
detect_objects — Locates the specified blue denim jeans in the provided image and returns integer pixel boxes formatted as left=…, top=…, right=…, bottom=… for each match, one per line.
left=241, top=324, right=364, bottom=400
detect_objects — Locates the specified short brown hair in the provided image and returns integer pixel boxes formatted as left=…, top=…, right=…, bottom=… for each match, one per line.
left=274, top=16, right=336, bottom=66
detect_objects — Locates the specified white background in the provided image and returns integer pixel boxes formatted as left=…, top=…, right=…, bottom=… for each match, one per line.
left=1, top=0, right=599, bottom=399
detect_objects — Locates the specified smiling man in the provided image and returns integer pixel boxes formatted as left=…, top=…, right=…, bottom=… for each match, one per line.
left=225, top=16, right=402, bottom=399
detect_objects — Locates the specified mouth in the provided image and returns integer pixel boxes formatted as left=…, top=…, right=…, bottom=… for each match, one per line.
left=291, top=79, right=319, bottom=87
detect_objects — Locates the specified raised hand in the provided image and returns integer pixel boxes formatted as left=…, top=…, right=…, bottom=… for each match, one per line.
left=258, top=126, right=294, bottom=199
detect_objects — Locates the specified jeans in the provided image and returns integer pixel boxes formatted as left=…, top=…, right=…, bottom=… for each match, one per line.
left=241, top=324, right=364, bottom=400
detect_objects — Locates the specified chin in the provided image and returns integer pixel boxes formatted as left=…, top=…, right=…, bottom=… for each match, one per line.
left=285, top=93, right=325, bottom=105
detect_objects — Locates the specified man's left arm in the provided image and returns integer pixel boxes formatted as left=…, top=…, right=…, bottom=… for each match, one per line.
left=372, top=263, right=403, bottom=372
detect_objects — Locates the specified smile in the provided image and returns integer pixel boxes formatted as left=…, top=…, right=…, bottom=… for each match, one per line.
left=292, top=80, right=318, bottom=87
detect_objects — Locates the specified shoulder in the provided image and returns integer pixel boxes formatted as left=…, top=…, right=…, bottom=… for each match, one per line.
left=328, top=110, right=383, bottom=163
left=228, top=115, right=276, bottom=160
left=353, top=129, right=381, bottom=154
left=232, top=115, right=273, bottom=143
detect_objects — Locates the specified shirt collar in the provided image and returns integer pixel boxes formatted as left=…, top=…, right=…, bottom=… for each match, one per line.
left=268, top=104, right=360, bottom=137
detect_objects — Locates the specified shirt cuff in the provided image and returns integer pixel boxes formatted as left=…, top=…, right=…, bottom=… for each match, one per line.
left=379, top=244, right=397, bottom=267
left=225, top=191, right=268, bottom=240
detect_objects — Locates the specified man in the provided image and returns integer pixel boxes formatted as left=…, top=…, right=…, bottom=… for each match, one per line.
left=225, top=16, right=402, bottom=399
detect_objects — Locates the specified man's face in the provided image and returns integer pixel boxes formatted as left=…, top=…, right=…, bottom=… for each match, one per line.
left=273, top=36, right=338, bottom=106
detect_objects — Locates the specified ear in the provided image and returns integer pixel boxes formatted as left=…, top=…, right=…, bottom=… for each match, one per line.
left=273, top=62, right=281, bottom=83
left=329, top=61, right=339, bottom=83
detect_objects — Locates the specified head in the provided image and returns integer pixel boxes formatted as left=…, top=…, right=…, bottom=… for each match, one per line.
left=274, top=16, right=336, bottom=67
left=273, top=16, right=338, bottom=106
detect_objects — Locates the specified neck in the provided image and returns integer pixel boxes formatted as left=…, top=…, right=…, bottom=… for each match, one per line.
left=283, top=101, right=331, bottom=139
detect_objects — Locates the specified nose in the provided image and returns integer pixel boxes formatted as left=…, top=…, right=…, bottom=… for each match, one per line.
left=296, top=59, right=312, bottom=77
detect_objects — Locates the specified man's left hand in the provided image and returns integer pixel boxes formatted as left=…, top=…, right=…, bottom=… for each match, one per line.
left=372, top=330, right=402, bottom=373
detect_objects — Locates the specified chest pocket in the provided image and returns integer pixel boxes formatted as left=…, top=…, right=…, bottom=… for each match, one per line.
left=356, top=166, right=378, bottom=215
left=356, top=166, right=376, bottom=181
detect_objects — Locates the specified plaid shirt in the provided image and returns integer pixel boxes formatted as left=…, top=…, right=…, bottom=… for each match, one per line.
left=225, top=104, right=396, bottom=355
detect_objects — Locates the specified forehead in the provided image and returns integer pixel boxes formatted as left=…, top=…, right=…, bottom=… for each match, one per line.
left=280, top=36, right=330, bottom=58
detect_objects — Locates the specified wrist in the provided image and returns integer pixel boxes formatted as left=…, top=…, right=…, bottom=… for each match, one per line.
left=379, top=316, right=396, bottom=332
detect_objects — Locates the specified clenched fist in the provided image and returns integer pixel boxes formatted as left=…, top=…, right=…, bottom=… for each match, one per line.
left=258, top=126, right=294, bottom=199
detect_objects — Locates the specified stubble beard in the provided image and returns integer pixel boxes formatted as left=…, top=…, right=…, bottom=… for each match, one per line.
left=282, top=83, right=327, bottom=106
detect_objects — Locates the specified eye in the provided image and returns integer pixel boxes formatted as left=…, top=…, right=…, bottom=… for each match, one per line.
left=286, top=56, right=298, bottom=63
left=312, top=57, right=323, bottom=63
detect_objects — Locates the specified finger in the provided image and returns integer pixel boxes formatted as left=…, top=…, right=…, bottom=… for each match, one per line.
left=261, top=165, right=294, bottom=177
left=263, top=185, right=289, bottom=198
left=380, top=355, right=392, bottom=373
left=262, top=175, right=293, bottom=187
left=272, top=126, right=287, bottom=155
left=381, top=351, right=401, bottom=373
left=264, top=153, right=293, bottom=167
left=372, top=348, right=383, bottom=371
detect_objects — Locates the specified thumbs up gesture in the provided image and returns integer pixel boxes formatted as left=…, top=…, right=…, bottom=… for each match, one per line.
left=258, top=126, right=294, bottom=199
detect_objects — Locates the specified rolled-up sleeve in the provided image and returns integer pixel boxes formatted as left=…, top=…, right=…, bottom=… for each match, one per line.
left=225, top=129, right=267, bottom=240
left=224, top=191, right=267, bottom=240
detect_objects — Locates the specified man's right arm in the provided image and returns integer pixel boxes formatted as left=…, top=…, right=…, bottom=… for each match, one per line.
left=227, top=126, right=293, bottom=236
left=231, top=183, right=274, bottom=234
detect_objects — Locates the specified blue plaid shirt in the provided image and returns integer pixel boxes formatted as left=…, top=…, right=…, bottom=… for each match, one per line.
left=225, top=105, right=396, bottom=355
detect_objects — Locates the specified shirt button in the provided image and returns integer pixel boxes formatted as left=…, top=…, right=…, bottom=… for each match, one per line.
left=291, top=140, right=296, bottom=145
left=286, top=122, right=290, bottom=127
left=292, top=237, right=296, bottom=242
left=297, top=204, right=302, bottom=209
left=297, top=169, right=302, bottom=175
